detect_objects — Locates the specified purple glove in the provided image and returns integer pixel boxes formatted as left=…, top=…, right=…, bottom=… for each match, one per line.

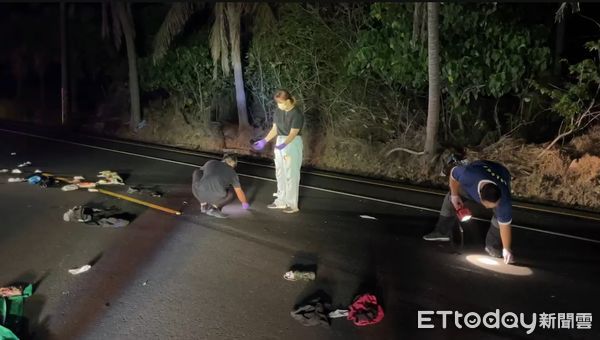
left=242, top=202, right=250, bottom=210
left=252, top=139, right=267, bottom=151
left=275, top=143, right=287, bottom=150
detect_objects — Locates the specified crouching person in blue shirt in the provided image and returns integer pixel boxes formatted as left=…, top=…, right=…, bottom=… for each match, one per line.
left=424, top=160, right=514, bottom=264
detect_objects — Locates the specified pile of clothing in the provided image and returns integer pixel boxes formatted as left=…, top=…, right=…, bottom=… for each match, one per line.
left=24, top=170, right=125, bottom=192
left=63, top=205, right=130, bottom=228
left=96, top=171, right=124, bottom=185
left=290, top=292, right=384, bottom=328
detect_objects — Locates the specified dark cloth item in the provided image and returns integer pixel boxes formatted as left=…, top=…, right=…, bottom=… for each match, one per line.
left=94, top=217, right=129, bottom=228
left=127, top=186, right=163, bottom=197
left=192, top=161, right=240, bottom=205
left=37, top=175, right=59, bottom=188
left=347, top=293, right=384, bottom=326
left=451, top=160, right=512, bottom=224
left=63, top=206, right=95, bottom=223
left=290, top=298, right=330, bottom=327
left=274, top=106, right=304, bottom=136
left=63, top=206, right=131, bottom=227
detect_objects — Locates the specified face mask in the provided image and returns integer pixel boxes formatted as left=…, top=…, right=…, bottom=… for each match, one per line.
left=277, top=101, right=294, bottom=111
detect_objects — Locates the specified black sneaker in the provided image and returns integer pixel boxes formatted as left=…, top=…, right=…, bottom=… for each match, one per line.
left=267, top=202, right=287, bottom=209
left=485, top=246, right=502, bottom=258
left=423, top=231, right=450, bottom=242
left=206, top=207, right=227, bottom=219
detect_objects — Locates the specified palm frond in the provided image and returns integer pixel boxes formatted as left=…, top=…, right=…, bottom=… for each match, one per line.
left=555, top=2, right=580, bottom=23
left=555, top=3, right=567, bottom=23
left=152, top=2, right=202, bottom=63
left=226, top=3, right=242, bottom=64
left=110, top=1, right=123, bottom=50
left=250, top=3, right=275, bottom=35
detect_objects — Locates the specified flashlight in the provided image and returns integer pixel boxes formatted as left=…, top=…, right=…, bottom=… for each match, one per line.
left=456, top=207, right=472, bottom=222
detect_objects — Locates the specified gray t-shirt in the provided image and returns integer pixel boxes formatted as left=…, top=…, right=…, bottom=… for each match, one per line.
left=274, top=106, right=304, bottom=136
left=193, top=160, right=240, bottom=198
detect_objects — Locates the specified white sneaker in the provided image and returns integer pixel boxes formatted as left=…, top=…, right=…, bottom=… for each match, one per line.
left=200, top=203, right=208, bottom=213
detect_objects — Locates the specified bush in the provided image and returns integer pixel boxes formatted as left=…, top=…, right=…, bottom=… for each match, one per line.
left=246, top=3, right=420, bottom=144
left=536, top=40, right=600, bottom=148
left=139, top=34, right=229, bottom=125
left=347, top=3, right=552, bottom=140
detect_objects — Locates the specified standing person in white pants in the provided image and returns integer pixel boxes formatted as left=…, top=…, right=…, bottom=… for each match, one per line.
left=252, top=89, right=305, bottom=213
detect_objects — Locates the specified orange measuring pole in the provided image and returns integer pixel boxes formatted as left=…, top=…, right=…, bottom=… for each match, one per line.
left=97, top=188, right=182, bottom=215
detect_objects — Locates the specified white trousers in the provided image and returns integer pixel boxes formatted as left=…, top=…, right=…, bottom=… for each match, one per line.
left=274, top=135, right=303, bottom=209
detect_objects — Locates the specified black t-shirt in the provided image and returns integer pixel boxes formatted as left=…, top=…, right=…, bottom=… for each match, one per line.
left=274, top=106, right=304, bottom=136
left=193, top=160, right=240, bottom=197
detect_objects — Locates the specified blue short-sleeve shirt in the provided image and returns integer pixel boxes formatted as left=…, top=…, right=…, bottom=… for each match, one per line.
left=451, top=160, right=512, bottom=224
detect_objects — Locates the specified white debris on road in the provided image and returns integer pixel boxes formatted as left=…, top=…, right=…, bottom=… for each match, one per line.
left=68, top=264, right=92, bottom=275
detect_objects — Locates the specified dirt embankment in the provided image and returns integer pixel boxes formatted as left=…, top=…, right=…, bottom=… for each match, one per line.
left=3, top=91, right=595, bottom=209
left=95, top=101, right=600, bottom=212
left=466, top=127, right=600, bottom=211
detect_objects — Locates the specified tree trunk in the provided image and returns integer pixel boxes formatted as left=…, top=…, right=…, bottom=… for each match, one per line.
left=70, top=57, right=79, bottom=120
left=60, top=1, right=69, bottom=125
left=412, top=3, right=421, bottom=43
left=11, top=47, right=27, bottom=102
left=15, top=71, right=23, bottom=101
left=226, top=3, right=250, bottom=130
left=553, top=17, right=565, bottom=76
left=425, top=2, right=440, bottom=156
left=116, top=2, right=141, bottom=130
left=39, top=69, right=46, bottom=110
left=420, top=4, right=427, bottom=47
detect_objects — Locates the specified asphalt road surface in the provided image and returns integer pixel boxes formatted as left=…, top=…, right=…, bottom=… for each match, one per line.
left=1, top=128, right=599, bottom=340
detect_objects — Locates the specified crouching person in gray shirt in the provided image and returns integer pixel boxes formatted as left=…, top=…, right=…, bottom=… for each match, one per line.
left=192, top=154, right=249, bottom=218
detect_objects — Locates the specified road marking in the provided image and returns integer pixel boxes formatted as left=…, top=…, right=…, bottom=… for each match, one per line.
left=79, top=133, right=600, bottom=222
left=2, top=127, right=599, bottom=244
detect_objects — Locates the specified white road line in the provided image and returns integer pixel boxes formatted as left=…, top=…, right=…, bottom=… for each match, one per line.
left=2, top=127, right=600, bottom=245
left=81, top=133, right=600, bottom=222
left=80, top=134, right=450, bottom=194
